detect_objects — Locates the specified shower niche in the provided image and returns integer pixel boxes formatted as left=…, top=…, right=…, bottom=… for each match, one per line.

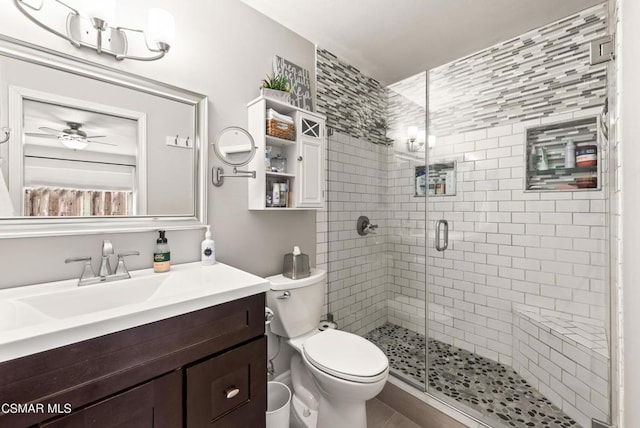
left=415, top=161, right=456, bottom=197
left=525, top=116, right=601, bottom=191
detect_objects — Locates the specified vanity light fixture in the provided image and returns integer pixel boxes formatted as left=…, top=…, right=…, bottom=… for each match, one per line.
left=14, top=0, right=175, bottom=62
left=406, top=126, right=425, bottom=152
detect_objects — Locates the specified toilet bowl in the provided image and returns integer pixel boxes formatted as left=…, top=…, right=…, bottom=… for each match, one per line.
left=267, top=270, right=389, bottom=428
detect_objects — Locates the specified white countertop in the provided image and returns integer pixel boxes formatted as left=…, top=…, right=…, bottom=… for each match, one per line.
left=0, top=262, right=269, bottom=363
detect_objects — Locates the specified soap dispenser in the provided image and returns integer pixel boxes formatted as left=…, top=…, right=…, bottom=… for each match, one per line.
left=201, top=225, right=215, bottom=265
left=154, top=230, right=170, bottom=273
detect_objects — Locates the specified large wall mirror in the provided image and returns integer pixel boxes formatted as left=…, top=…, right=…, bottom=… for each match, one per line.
left=0, top=35, right=207, bottom=238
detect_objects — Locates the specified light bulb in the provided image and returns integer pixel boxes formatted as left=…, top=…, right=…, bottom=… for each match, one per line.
left=148, top=8, right=175, bottom=48
left=407, top=126, right=418, bottom=141
left=59, top=135, right=88, bottom=150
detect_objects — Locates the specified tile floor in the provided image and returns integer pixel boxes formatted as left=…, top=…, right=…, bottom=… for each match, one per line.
left=365, top=323, right=579, bottom=428
left=367, top=398, right=422, bottom=428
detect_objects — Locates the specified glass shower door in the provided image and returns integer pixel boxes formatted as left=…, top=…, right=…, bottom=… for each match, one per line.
left=424, top=5, right=611, bottom=425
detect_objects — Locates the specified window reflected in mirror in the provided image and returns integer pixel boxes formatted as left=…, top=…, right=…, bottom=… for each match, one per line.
left=22, top=99, right=139, bottom=217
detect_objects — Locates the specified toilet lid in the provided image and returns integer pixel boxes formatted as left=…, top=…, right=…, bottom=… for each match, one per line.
left=303, top=329, right=388, bottom=383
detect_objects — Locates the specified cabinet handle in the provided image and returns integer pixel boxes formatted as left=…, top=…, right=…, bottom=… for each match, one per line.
left=298, top=156, right=303, bottom=161
left=225, top=387, right=240, bottom=399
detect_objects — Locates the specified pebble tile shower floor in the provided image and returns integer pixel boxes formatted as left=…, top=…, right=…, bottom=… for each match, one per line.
left=364, top=323, right=579, bottom=428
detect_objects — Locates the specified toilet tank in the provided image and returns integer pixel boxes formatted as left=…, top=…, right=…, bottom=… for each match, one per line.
left=266, top=269, right=326, bottom=338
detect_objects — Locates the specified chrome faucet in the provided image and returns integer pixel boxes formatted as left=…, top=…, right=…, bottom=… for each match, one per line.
left=99, top=240, right=114, bottom=277
left=65, top=240, right=139, bottom=286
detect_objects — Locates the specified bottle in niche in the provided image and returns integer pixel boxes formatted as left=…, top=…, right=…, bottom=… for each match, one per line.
left=427, top=177, right=435, bottom=195
left=529, top=145, right=537, bottom=171
left=537, top=147, right=549, bottom=171
left=565, top=140, right=576, bottom=168
left=576, top=145, right=597, bottom=167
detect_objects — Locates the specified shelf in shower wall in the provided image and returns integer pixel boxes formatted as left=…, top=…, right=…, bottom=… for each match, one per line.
left=529, top=165, right=597, bottom=176
left=524, top=116, right=601, bottom=192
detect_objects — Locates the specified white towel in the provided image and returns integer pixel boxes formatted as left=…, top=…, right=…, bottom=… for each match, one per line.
left=266, top=108, right=294, bottom=124
left=0, top=170, right=15, bottom=216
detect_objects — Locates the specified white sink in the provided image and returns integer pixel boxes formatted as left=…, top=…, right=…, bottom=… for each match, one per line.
left=0, top=262, right=270, bottom=363
left=19, top=276, right=165, bottom=319
left=0, top=299, right=51, bottom=332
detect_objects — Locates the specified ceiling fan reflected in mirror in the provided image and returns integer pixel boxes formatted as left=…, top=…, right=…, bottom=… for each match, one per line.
left=26, top=122, right=117, bottom=150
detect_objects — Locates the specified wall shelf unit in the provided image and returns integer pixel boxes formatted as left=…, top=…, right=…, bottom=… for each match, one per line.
left=247, top=95, right=325, bottom=210
left=524, top=116, right=601, bottom=191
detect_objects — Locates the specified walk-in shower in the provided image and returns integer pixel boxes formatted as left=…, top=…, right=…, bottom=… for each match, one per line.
left=317, top=3, right=612, bottom=428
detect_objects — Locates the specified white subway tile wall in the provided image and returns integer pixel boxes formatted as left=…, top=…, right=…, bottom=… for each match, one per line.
left=426, top=110, right=608, bottom=367
left=318, top=132, right=391, bottom=335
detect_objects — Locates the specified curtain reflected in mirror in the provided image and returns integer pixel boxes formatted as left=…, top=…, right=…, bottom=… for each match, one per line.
left=24, top=188, right=133, bottom=217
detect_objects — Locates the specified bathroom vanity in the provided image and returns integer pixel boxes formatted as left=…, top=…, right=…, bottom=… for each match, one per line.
left=0, top=263, right=269, bottom=428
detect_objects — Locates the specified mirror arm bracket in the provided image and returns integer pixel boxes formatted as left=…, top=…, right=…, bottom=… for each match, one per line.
left=211, top=167, right=256, bottom=187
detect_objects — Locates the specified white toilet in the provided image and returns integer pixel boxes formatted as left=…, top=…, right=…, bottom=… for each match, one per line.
left=267, top=269, right=389, bottom=428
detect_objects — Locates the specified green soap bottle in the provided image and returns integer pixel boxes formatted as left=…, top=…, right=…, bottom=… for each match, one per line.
left=154, top=230, right=170, bottom=273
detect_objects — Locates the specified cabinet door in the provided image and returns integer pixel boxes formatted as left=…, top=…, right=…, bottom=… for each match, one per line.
left=186, top=337, right=266, bottom=428
left=296, top=114, right=325, bottom=208
left=41, top=371, right=181, bottom=428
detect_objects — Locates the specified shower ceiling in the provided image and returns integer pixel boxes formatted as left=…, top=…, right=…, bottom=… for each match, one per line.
left=241, top=0, right=605, bottom=85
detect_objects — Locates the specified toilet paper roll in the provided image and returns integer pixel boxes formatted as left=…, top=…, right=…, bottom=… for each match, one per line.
left=318, top=320, right=338, bottom=331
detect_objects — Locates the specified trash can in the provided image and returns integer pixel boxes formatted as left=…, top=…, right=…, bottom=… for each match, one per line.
left=266, top=381, right=291, bottom=428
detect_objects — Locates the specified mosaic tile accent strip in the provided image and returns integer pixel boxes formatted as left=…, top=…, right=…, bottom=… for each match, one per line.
left=316, top=48, right=389, bottom=145
left=428, top=4, right=607, bottom=137
left=365, top=323, right=580, bottom=428
left=387, top=72, right=426, bottom=147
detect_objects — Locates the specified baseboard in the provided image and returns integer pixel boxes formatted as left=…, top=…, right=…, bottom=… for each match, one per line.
left=376, top=378, right=484, bottom=428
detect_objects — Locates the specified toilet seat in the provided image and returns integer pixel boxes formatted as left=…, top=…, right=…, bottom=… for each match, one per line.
left=302, top=329, right=388, bottom=383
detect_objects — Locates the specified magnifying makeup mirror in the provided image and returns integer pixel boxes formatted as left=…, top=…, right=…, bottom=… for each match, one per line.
left=213, top=126, right=255, bottom=166
left=211, top=126, right=256, bottom=186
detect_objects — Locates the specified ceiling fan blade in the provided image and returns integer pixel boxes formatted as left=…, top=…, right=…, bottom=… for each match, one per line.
left=38, top=126, right=63, bottom=134
left=88, top=140, right=117, bottom=146
left=25, top=132, right=58, bottom=139
left=86, top=135, right=107, bottom=139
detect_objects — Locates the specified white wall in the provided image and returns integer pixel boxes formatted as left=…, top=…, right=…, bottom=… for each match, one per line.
left=0, top=0, right=317, bottom=287
left=620, top=0, right=640, bottom=426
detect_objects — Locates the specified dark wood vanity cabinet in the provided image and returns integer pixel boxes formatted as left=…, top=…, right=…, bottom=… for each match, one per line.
left=40, top=371, right=182, bottom=428
left=0, top=293, right=267, bottom=428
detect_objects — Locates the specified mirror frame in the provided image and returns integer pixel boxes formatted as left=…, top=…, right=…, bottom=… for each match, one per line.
left=0, top=34, right=208, bottom=238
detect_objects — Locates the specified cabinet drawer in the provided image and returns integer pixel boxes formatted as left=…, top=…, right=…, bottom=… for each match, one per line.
left=186, top=337, right=266, bottom=428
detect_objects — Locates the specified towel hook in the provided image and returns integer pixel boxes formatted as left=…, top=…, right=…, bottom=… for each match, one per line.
left=0, top=127, right=10, bottom=145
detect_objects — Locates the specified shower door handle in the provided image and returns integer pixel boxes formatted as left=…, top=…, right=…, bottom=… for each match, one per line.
left=435, top=219, right=448, bottom=252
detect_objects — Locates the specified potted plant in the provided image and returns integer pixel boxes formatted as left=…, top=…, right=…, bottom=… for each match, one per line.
left=260, top=74, right=291, bottom=104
